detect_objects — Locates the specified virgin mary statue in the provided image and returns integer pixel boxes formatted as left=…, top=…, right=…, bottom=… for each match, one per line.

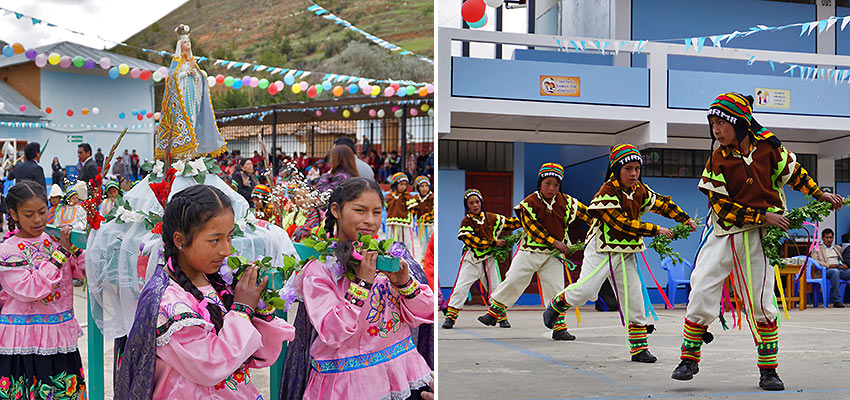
left=155, top=24, right=226, bottom=160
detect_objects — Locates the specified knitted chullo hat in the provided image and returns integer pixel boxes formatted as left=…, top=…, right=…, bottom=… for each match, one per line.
left=538, top=163, right=564, bottom=181
left=252, top=184, right=271, bottom=198
left=62, top=188, right=78, bottom=205
left=707, top=92, right=781, bottom=148
left=463, top=188, right=483, bottom=213
left=414, top=176, right=430, bottom=189
left=606, top=144, right=642, bottom=181
left=104, top=181, right=121, bottom=196
left=389, top=172, right=409, bottom=186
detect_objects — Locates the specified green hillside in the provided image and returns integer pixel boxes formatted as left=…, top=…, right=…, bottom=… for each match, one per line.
left=111, top=0, right=433, bottom=108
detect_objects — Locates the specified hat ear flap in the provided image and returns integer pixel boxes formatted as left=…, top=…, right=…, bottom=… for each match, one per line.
left=744, top=95, right=755, bottom=107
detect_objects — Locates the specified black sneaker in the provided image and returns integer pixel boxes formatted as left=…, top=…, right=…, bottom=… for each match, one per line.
left=552, top=330, right=576, bottom=341
left=671, top=359, right=699, bottom=380
left=477, top=314, right=497, bottom=326
left=441, top=318, right=455, bottom=329
left=759, top=369, right=785, bottom=391
left=631, top=349, right=657, bottom=363
left=833, top=302, right=845, bottom=308
left=498, top=319, right=511, bottom=328
left=542, top=304, right=560, bottom=329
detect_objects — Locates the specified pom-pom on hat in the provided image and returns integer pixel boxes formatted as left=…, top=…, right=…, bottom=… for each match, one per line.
left=389, top=172, right=409, bottom=185
left=252, top=184, right=271, bottom=198
left=414, top=176, right=431, bottom=188
left=538, top=163, right=564, bottom=182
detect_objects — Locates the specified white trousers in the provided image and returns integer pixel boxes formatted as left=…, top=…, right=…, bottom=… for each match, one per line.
left=562, top=237, right=648, bottom=325
left=448, top=251, right=502, bottom=309
left=490, top=250, right=565, bottom=308
left=418, top=224, right=433, bottom=258
left=387, top=224, right=416, bottom=259
left=686, top=227, right=777, bottom=326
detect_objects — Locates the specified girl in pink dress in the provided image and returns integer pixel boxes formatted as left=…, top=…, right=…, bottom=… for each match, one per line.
left=0, top=180, right=86, bottom=399
left=285, top=177, right=434, bottom=400
left=115, top=185, right=295, bottom=399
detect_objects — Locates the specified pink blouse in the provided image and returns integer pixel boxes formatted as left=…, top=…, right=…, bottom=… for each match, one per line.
left=301, top=260, right=434, bottom=400
left=153, top=281, right=295, bottom=399
left=0, top=233, right=85, bottom=355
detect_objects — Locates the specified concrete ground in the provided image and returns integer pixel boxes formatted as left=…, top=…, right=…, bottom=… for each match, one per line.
left=438, top=305, right=850, bottom=400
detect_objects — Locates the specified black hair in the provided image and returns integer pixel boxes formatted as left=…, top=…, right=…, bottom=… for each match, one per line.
left=323, top=177, right=384, bottom=270
left=463, top=193, right=484, bottom=214
left=823, top=228, right=835, bottom=237
left=842, top=233, right=850, bottom=243
left=78, top=143, right=92, bottom=154
left=23, top=142, right=40, bottom=161
left=333, top=136, right=356, bottom=153
left=390, top=173, right=408, bottom=192
left=162, top=185, right=234, bottom=333
left=6, top=180, right=48, bottom=232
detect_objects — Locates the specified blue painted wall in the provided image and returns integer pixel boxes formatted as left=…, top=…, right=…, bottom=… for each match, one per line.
left=438, top=169, right=467, bottom=291
left=452, top=57, right=649, bottom=106
left=669, top=70, right=850, bottom=117
left=633, top=0, right=816, bottom=75
left=835, top=7, right=850, bottom=56
left=837, top=182, right=850, bottom=241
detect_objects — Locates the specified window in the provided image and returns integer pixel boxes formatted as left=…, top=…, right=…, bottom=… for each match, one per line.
left=796, top=154, right=818, bottom=178
left=438, top=140, right=514, bottom=172
left=837, top=157, right=850, bottom=182
left=642, top=148, right=710, bottom=178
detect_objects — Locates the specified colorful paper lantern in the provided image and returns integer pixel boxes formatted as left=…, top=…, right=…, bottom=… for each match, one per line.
left=307, top=85, right=317, bottom=98
left=72, top=56, right=85, bottom=68
left=215, top=74, right=225, bottom=85
left=384, top=87, right=395, bottom=97
left=66, top=109, right=73, bottom=116
left=369, top=109, right=377, bottom=117
left=11, top=43, right=24, bottom=54
left=258, top=78, right=269, bottom=89
left=207, top=76, right=216, bottom=87
left=45, top=107, right=52, bottom=114
left=224, top=76, right=234, bottom=86
left=418, top=87, right=428, bottom=97
left=1, top=45, right=13, bottom=58
left=92, top=107, right=99, bottom=115
left=19, top=105, right=26, bottom=112
left=332, top=86, right=343, bottom=97
left=118, top=64, right=129, bottom=75
left=24, top=49, right=37, bottom=60
left=81, top=108, right=90, bottom=115
left=99, top=56, right=111, bottom=69
left=342, top=110, right=351, bottom=118
left=268, top=84, right=278, bottom=95
left=83, top=58, right=96, bottom=69
left=34, top=54, right=47, bottom=68
left=377, top=109, right=385, bottom=118
left=140, top=70, right=151, bottom=80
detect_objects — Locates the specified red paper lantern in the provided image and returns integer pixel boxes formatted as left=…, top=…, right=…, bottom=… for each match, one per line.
left=268, top=85, right=278, bottom=95
left=45, top=107, right=52, bottom=114
left=137, top=113, right=143, bottom=120
left=461, top=0, right=486, bottom=24
left=146, top=112, right=153, bottom=119
left=66, top=109, right=73, bottom=117
left=139, top=70, right=151, bottom=80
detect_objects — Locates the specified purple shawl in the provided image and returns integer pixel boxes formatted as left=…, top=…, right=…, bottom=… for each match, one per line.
left=280, top=245, right=434, bottom=400
left=113, top=263, right=171, bottom=400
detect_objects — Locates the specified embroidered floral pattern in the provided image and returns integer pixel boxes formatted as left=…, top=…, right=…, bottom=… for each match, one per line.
left=365, top=282, right=403, bottom=338
left=0, top=371, right=85, bottom=400
left=213, top=364, right=252, bottom=391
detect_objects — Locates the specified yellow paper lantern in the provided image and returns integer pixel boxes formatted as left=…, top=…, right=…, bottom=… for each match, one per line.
left=47, top=53, right=61, bottom=65
left=342, top=110, right=351, bottom=118
left=118, top=64, right=130, bottom=75
left=292, top=84, right=302, bottom=94
left=421, top=104, right=430, bottom=112
left=371, top=86, right=381, bottom=96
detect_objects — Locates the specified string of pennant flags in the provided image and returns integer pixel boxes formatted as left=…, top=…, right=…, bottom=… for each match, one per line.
left=306, top=2, right=433, bottom=64
left=0, top=6, right=432, bottom=89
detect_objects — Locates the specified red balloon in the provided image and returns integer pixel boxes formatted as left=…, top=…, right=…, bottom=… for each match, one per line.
left=66, top=109, right=73, bottom=117
left=146, top=112, right=153, bottom=119
left=139, top=70, right=151, bottom=80
left=268, top=85, right=278, bottom=95
left=306, top=85, right=317, bottom=99
left=137, top=113, right=143, bottom=120
left=390, top=83, right=400, bottom=90
left=216, top=74, right=225, bottom=84
left=461, top=0, right=486, bottom=23
left=45, top=107, right=52, bottom=114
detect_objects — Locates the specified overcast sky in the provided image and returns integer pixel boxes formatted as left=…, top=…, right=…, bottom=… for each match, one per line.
left=0, top=0, right=188, bottom=49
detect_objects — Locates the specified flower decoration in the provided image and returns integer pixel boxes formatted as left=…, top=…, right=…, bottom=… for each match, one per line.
left=149, top=168, right=177, bottom=208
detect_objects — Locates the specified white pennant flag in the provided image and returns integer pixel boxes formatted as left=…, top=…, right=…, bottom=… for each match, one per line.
left=612, top=41, right=621, bottom=55
left=240, top=63, right=251, bottom=71
left=842, top=16, right=850, bottom=30
left=827, top=17, right=837, bottom=31
left=807, top=21, right=819, bottom=35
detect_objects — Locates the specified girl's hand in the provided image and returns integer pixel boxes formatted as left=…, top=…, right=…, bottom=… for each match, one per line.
left=387, top=259, right=410, bottom=285
left=686, top=220, right=698, bottom=231
left=765, top=212, right=790, bottom=231
left=658, top=227, right=674, bottom=239
left=233, top=265, right=267, bottom=307
left=59, top=225, right=73, bottom=251
left=495, top=239, right=506, bottom=247
left=356, top=251, right=377, bottom=284
left=819, top=192, right=844, bottom=210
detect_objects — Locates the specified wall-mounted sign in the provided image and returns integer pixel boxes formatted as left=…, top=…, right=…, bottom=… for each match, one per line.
left=754, top=88, right=790, bottom=109
left=540, top=75, right=580, bottom=97
left=66, top=135, right=83, bottom=143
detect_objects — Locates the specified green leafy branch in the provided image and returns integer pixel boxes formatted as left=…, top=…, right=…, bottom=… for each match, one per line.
left=227, top=253, right=303, bottom=310
left=648, top=218, right=702, bottom=265
left=492, top=231, right=523, bottom=262
left=763, top=195, right=850, bottom=269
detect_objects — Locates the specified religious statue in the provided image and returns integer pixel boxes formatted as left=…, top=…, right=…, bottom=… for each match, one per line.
left=154, top=24, right=226, bottom=160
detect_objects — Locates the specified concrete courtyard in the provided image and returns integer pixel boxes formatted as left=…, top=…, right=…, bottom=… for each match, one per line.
left=437, top=305, right=850, bottom=400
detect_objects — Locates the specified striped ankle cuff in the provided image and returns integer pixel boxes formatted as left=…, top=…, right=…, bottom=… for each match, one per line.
left=446, top=307, right=460, bottom=321
left=628, top=324, right=649, bottom=355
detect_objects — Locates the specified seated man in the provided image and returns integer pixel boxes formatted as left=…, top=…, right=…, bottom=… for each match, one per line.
left=843, top=233, right=850, bottom=265
left=811, top=228, right=850, bottom=308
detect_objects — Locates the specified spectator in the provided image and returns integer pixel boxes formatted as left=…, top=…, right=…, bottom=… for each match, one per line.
left=378, top=152, right=391, bottom=183
left=368, top=150, right=381, bottom=177
left=112, top=156, right=125, bottom=179
left=811, top=228, right=850, bottom=308
left=140, top=159, right=150, bottom=180
left=95, top=148, right=104, bottom=169
left=316, top=145, right=359, bottom=195
left=305, top=161, right=322, bottom=182
left=389, top=150, right=401, bottom=174
left=231, top=159, right=258, bottom=203
left=51, top=156, right=64, bottom=189
left=8, top=142, right=46, bottom=188
left=77, top=143, right=98, bottom=186
left=121, top=150, right=131, bottom=181
left=843, top=233, right=850, bottom=266
left=130, top=156, right=140, bottom=181
left=333, top=137, right=374, bottom=181
left=252, top=151, right=263, bottom=169
left=416, top=148, right=429, bottom=177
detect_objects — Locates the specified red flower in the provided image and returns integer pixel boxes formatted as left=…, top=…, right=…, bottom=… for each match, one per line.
left=149, top=168, right=177, bottom=208
left=214, top=381, right=225, bottom=390
left=386, top=320, right=393, bottom=331
left=367, top=326, right=379, bottom=337
left=151, top=222, right=163, bottom=234
left=43, top=239, right=50, bottom=247
left=17, top=243, right=25, bottom=250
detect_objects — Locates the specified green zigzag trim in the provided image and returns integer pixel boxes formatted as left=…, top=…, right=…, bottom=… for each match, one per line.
left=701, top=169, right=726, bottom=184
